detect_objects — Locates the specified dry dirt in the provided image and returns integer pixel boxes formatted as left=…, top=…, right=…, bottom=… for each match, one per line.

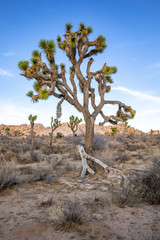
left=0, top=126, right=160, bottom=240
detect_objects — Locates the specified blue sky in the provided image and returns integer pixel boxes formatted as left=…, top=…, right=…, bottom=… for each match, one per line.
left=0, top=0, right=160, bottom=132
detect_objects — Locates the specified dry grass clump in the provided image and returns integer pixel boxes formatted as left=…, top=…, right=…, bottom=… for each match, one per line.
left=40, top=197, right=54, bottom=207
left=42, top=144, right=66, bottom=155
left=84, top=196, right=106, bottom=212
left=0, top=161, right=17, bottom=191
left=17, top=151, right=41, bottom=164
left=94, top=135, right=108, bottom=151
left=138, top=157, right=160, bottom=204
left=113, top=157, right=160, bottom=206
left=53, top=201, right=87, bottom=231
left=3, top=151, right=17, bottom=162
left=112, top=183, right=137, bottom=207
left=56, top=132, right=64, bottom=138
left=115, top=151, right=131, bottom=162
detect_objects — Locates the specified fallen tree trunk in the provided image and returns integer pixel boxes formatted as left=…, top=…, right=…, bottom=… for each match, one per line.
left=76, top=145, right=124, bottom=178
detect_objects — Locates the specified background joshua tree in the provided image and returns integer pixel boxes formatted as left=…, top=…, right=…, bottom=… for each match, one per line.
left=5, top=127, right=11, bottom=136
left=111, top=126, right=118, bottom=140
left=68, top=115, right=82, bottom=144
left=50, top=117, right=61, bottom=146
left=122, top=119, right=130, bottom=135
left=28, top=114, right=37, bottom=151
left=19, top=23, right=135, bottom=152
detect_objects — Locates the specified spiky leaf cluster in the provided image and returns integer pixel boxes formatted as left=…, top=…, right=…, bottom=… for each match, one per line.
left=39, top=39, right=56, bottom=61
left=111, top=126, right=118, bottom=136
left=31, top=56, right=38, bottom=65
left=32, top=50, right=40, bottom=57
left=39, top=88, right=49, bottom=99
left=66, top=23, right=73, bottom=31
left=79, top=23, right=93, bottom=35
left=51, top=117, right=61, bottom=128
left=103, top=66, right=117, bottom=75
left=18, top=61, right=29, bottom=71
left=28, top=114, right=37, bottom=121
left=27, top=91, right=33, bottom=97
left=96, top=35, right=107, bottom=53
left=33, top=82, right=41, bottom=92
left=69, top=32, right=77, bottom=48
left=68, top=115, right=82, bottom=128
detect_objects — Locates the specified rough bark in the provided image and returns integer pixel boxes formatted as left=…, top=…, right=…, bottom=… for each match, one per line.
left=84, top=116, right=95, bottom=153
left=50, top=129, right=53, bottom=146
left=30, top=125, right=34, bottom=151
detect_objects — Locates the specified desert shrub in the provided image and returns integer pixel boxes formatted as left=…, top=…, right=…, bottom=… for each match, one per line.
left=108, top=141, right=121, bottom=150
left=56, top=132, right=64, bottom=138
left=114, top=158, right=160, bottom=206
left=94, top=135, right=107, bottom=151
left=54, top=201, right=86, bottom=230
left=3, top=151, right=17, bottom=162
left=14, top=130, right=23, bottom=136
left=84, top=196, right=106, bottom=212
left=112, top=183, right=137, bottom=207
left=17, top=151, right=32, bottom=164
left=125, top=142, right=146, bottom=151
left=138, top=158, right=160, bottom=204
left=42, top=146, right=54, bottom=155
left=0, top=162, right=17, bottom=191
left=30, top=151, right=40, bottom=162
left=115, top=152, right=130, bottom=162
left=11, top=142, right=30, bottom=153
left=40, top=197, right=54, bottom=207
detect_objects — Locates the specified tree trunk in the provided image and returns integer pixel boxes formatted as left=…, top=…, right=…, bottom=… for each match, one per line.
left=50, top=129, right=53, bottom=146
left=31, top=127, right=34, bottom=151
left=72, top=132, right=75, bottom=145
left=85, top=116, right=95, bottom=153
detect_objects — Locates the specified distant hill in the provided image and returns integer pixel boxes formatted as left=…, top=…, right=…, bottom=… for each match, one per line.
left=0, top=123, right=154, bottom=137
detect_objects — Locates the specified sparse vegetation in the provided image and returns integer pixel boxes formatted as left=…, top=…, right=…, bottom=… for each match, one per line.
left=0, top=161, right=17, bottom=191
left=0, top=125, right=160, bottom=239
left=113, top=157, right=160, bottom=206
left=54, top=201, right=86, bottom=230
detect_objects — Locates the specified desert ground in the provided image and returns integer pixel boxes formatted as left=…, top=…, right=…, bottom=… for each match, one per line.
left=0, top=123, right=160, bottom=240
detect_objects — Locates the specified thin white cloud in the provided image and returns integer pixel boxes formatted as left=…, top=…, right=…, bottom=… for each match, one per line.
left=0, top=101, right=41, bottom=125
left=2, top=52, right=15, bottom=57
left=150, top=62, right=160, bottom=69
left=113, top=86, right=160, bottom=103
left=139, top=109, right=160, bottom=116
left=113, top=41, right=138, bottom=48
left=0, top=68, right=13, bottom=77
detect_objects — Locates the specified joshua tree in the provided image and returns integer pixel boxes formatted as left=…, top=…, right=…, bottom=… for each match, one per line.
left=111, top=126, right=118, bottom=140
left=28, top=114, right=37, bottom=151
left=68, top=115, right=82, bottom=144
left=50, top=117, right=61, bottom=145
left=123, top=120, right=130, bottom=135
left=5, top=127, right=11, bottom=136
left=19, top=23, right=135, bottom=152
